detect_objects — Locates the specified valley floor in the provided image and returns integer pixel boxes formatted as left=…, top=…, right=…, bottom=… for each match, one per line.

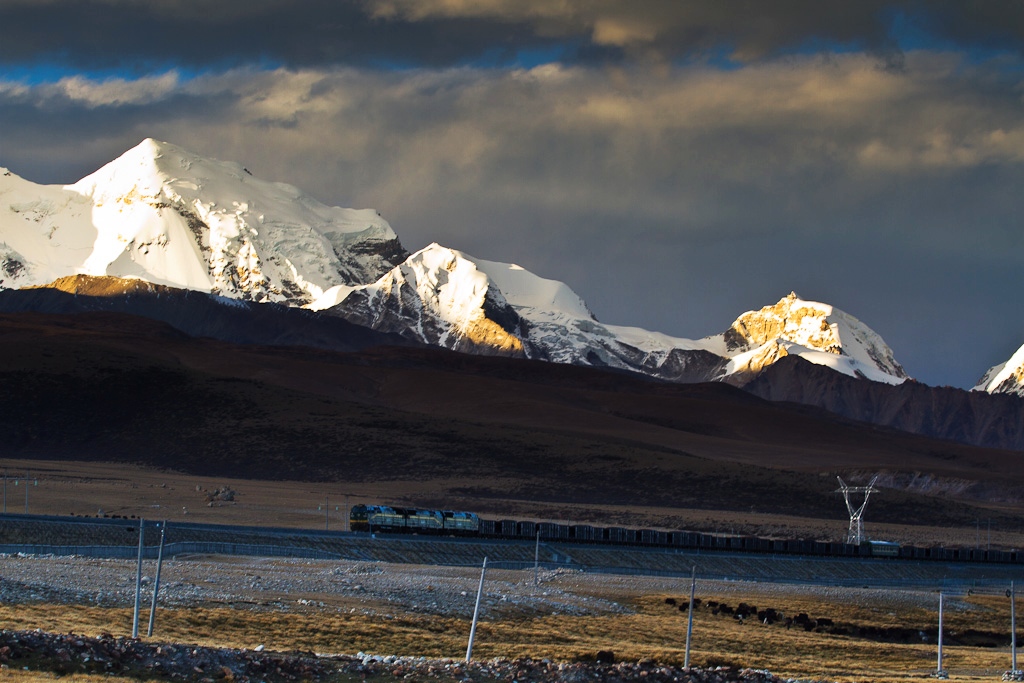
left=3, top=457, right=1023, bottom=681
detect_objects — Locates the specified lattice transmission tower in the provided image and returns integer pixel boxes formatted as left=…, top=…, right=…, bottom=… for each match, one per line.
left=836, top=474, right=879, bottom=545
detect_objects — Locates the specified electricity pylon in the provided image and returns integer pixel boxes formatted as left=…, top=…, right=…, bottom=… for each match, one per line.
left=836, top=474, right=879, bottom=545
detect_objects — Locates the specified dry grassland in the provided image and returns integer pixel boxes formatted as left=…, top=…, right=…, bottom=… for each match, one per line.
left=1, top=581, right=1021, bottom=682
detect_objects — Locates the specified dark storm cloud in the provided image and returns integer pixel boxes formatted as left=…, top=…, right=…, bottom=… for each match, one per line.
left=364, top=1, right=1024, bottom=61
left=369, top=0, right=908, bottom=62
left=913, top=1, right=1024, bottom=51
left=0, top=0, right=548, bottom=70
left=3, top=0, right=1024, bottom=70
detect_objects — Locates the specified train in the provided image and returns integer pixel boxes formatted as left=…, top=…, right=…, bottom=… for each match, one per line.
left=349, top=504, right=479, bottom=534
left=350, top=504, right=1022, bottom=565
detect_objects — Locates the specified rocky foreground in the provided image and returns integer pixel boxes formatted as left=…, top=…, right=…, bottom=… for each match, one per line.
left=0, top=628, right=792, bottom=683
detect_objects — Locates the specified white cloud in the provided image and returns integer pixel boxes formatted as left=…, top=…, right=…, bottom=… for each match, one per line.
left=5, top=53, right=1024, bottom=240
left=51, top=72, right=182, bottom=108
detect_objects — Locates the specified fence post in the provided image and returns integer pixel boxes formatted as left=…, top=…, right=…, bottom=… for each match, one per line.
left=534, top=531, right=540, bottom=587
left=466, top=556, right=488, bottom=663
left=937, top=591, right=946, bottom=678
left=146, top=521, right=167, bottom=637
left=1012, top=581, right=1018, bottom=674
left=131, top=519, right=145, bottom=638
left=684, top=566, right=696, bottom=668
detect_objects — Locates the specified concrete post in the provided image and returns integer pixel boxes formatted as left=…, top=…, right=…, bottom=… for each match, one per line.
left=534, top=531, right=540, bottom=586
left=684, top=566, right=696, bottom=668
left=147, top=521, right=167, bottom=637
left=1012, top=581, right=1018, bottom=673
left=132, top=519, right=145, bottom=638
left=937, top=591, right=945, bottom=677
left=466, top=556, right=488, bottom=662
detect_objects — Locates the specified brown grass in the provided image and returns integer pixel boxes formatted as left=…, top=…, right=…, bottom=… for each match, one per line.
left=1, top=586, right=1020, bottom=682
left=4, top=674, right=154, bottom=683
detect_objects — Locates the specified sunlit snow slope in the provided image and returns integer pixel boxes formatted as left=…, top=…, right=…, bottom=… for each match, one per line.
left=314, top=245, right=908, bottom=385
left=974, top=344, right=1024, bottom=397
left=0, top=139, right=406, bottom=304
left=703, top=292, right=908, bottom=386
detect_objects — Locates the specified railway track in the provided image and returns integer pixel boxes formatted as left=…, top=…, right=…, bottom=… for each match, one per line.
left=0, top=513, right=1022, bottom=590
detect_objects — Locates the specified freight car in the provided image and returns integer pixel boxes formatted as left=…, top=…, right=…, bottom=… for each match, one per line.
left=350, top=504, right=1024, bottom=565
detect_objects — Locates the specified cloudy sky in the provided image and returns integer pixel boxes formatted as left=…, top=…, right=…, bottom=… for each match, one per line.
left=1, top=1, right=1022, bottom=388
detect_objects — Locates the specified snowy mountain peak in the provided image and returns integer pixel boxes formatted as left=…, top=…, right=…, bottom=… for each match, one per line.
left=0, top=139, right=407, bottom=304
left=723, top=292, right=836, bottom=351
left=472, top=258, right=595, bottom=322
left=72, top=137, right=171, bottom=193
left=316, top=243, right=528, bottom=356
left=706, top=292, right=909, bottom=384
left=973, top=343, right=1024, bottom=396
left=319, top=241, right=730, bottom=379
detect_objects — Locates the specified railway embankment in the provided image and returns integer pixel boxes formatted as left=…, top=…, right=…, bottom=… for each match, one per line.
left=0, top=513, right=1020, bottom=590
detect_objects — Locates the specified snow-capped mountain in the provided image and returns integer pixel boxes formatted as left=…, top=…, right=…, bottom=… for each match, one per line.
left=703, top=292, right=909, bottom=386
left=308, top=242, right=906, bottom=385
left=308, top=242, right=728, bottom=378
left=0, top=139, right=406, bottom=304
left=974, top=344, right=1024, bottom=397
left=310, top=243, right=529, bottom=357
left=0, top=140, right=908, bottom=388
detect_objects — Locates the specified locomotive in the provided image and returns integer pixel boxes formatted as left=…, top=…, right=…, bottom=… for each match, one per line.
left=349, top=504, right=479, bottom=534
left=350, top=503, right=1024, bottom=565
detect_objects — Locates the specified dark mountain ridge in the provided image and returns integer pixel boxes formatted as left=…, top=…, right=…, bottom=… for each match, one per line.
left=0, top=275, right=412, bottom=353
left=746, top=356, right=1024, bottom=451
left=2, top=276, right=1022, bottom=454
left=3, top=303, right=1024, bottom=528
